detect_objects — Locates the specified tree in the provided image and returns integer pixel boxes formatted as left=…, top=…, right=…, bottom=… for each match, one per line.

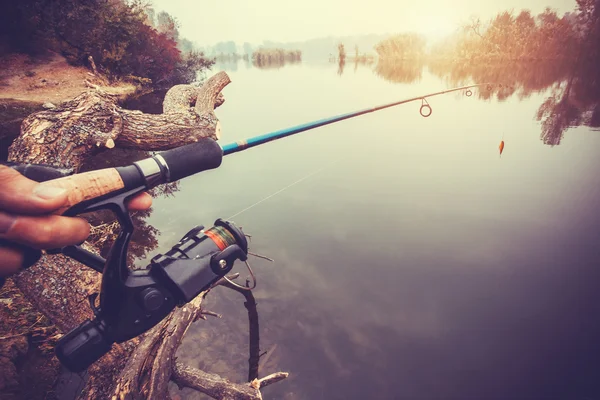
left=178, top=37, right=195, bottom=53
left=156, top=10, right=179, bottom=43
left=243, top=42, right=253, bottom=56
left=0, top=0, right=211, bottom=86
left=338, top=42, right=346, bottom=62
left=374, top=33, right=427, bottom=60
left=213, top=40, right=237, bottom=54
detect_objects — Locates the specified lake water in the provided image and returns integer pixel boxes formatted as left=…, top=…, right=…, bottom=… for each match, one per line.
left=131, top=60, right=600, bottom=400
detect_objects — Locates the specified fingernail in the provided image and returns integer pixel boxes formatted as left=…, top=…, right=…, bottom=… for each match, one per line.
left=0, top=212, right=17, bottom=234
left=33, top=185, right=67, bottom=200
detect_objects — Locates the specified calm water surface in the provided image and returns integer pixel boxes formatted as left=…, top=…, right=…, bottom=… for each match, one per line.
left=135, top=61, right=600, bottom=400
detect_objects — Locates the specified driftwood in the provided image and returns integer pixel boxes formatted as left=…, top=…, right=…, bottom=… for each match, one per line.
left=110, top=274, right=288, bottom=400
left=6, top=71, right=288, bottom=399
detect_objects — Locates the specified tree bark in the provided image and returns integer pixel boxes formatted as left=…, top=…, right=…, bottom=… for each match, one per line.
left=8, top=72, right=231, bottom=170
left=172, top=363, right=288, bottom=400
left=5, top=71, right=288, bottom=399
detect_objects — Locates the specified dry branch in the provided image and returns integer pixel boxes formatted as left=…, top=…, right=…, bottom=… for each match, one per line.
left=173, top=363, right=288, bottom=400
left=112, top=278, right=287, bottom=400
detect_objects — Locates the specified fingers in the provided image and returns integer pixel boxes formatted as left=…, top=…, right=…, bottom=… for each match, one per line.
left=0, top=212, right=90, bottom=249
left=1, top=164, right=152, bottom=214
left=0, top=164, right=153, bottom=281
left=126, top=192, right=153, bottom=211
left=0, top=165, right=68, bottom=215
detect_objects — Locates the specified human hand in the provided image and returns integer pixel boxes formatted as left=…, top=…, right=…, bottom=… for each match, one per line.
left=0, top=164, right=152, bottom=279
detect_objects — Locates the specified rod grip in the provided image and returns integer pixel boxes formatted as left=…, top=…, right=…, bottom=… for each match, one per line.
left=39, top=168, right=125, bottom=215
left=158, top=137, right=223, bottom=182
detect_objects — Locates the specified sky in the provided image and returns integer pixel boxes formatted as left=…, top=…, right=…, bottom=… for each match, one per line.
left=149, top=0, right=578, bottom=46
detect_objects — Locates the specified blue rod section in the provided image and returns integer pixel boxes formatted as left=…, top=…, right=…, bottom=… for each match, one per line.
left=221, top=83, right=489, bottom=156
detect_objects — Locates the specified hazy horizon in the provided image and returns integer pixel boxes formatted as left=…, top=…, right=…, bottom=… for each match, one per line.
left=149, top=0, right=578, bottom=46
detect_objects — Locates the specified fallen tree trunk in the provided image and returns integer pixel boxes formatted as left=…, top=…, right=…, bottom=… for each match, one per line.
left=6, top=71, right=288, bottom=399
left=8, top=73, right=229, bottom=169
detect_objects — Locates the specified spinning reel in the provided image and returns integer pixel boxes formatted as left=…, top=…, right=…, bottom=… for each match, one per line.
left=6, top=138, right=254, bottom=372
left=55, top=219, right=248, bottom=372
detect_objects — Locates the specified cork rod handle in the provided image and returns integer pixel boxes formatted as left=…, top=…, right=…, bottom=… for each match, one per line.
left=40, top=168, right=126, bottom=214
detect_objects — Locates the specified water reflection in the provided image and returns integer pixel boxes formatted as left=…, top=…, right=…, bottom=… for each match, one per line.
left=374, top=60, right=423, bottom=83
left=252, top=50, right=302, bottom=70
left=371, top=53, right=599, bottom=146
left=337, top=57, right=345, bottom=76
left=426, top=60, right=571, bottom=99
left=219, top=280, right=262, bottom=382
left=537, top=86, right=584, bottom=146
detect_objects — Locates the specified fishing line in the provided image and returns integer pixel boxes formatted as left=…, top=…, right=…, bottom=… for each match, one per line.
left=227, top=158, right=344, bottom=220
left=216, top=158, right=343, bottom=291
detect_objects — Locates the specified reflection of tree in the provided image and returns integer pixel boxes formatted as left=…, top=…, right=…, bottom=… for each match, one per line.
left=338, top=57, right=345, bottom=76
left=427, top=60, right=570, bottom=100
left=252, top=49, right=301, bottom=69
left=427, top=1, right=600, bottom=146
left=536, top=86, right=582, bottom=145
left=429, top=53, right=596, bottom=144
left=374, top=61, right=423, bottom=84
left=221, top=280, right=262, bottom=381
left=535, top=0, right=600, bottom=145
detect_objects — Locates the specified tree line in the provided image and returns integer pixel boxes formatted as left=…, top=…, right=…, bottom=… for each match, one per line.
left=374, top=2, right=595, bottom=63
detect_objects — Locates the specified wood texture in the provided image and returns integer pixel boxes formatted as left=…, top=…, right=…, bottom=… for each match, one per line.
left=172, top=363, right=289, bottom=400
left=8, top=72, right=231, bottom=170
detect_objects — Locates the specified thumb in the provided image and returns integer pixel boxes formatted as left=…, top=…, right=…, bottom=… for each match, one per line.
left=0, top=165, right=68, bottom=215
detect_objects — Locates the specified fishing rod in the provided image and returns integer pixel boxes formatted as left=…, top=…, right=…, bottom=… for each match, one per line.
left=2, top=82, right=494, bottom=372
left=221, top=83, right=491, bottom=155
